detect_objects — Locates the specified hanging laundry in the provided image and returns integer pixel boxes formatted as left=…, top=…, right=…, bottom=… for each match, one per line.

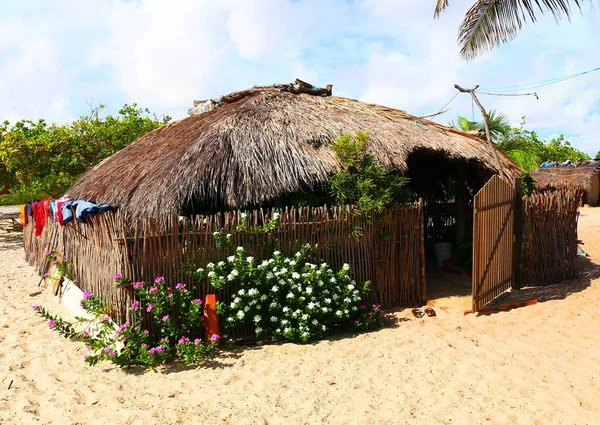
left=34, top=199, right=51, bottom=237
left=61, top=200, right=79, bottom=225
left=75, top=201, right=116, bottom=223
left=55, top=197, right=73, bottom=225
left=19, top=204, right=28, bottom=227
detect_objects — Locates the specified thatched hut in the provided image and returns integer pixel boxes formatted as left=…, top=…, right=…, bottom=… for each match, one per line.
left=67, top=85, right=518, bottom=218
left=533, top=162, right=600, bottom=206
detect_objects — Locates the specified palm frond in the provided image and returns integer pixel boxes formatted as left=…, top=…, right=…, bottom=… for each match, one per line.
left=434, top=0, right=451, bottom=17
left=458, top=0, right=585, bottom=60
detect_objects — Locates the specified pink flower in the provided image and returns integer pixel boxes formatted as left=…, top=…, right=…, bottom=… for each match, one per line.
left=148, top=348, right=156, bottom=354
left=103, top=347, right=111, bottom=353
left=43, top=272, right=50, bottom=278
left=161, top=315, right=169, bottom=322
left=354, top=320, right=360, bottom=324
left=154, top=276, right=164, bottom=284
left=52, top=259, right=59, bottom=264
left=44, top=249, right=52, bottom=256
left=84, top=354, right=89, bottom=360
left=143, top=329, right=149, bottom=335
left=113, top=273, right=122, bottom=280
left=83, top=331, right=91, bottom=337
left=48, top=320, right=56, bottom=328
left=120, top=323, right=129, bottom=330
left=100, top=315, right=109, bottom=322
left=193, top=299, right=203, bottom=305
left=175, top=283, right=185, bottom=290
left=178, top=336, right=189, bottom=345
left=193, top=338, right=201, bottom=345
left=155, top=346, right=164, bottom=353
left=133, top=282, right=143, bottom=290
left=115, top=330, right=121, bottom=337
left=108, top=351, right=115, bottom=357
left=149, top=287, right=158, bottom=295
left=131, top=300, right=140, bottom=311
left=141, top=343, right=148, bottom=348
left=159, top=338, right=167, bottom=343
left=210, top=334, right=220, bottom=342
left=200, top=316, right=205, bottom=321
left=86, top=345, right=91, bottom=351
left=32, top=305, right=41, bottom=310
left=167, top=293, right=173, bottom=298
left=82, top=290, right=92, bottom=300
left=146, top=304, right=154, bottom=312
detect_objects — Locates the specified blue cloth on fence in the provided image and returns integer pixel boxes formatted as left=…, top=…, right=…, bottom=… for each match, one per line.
left=49, top=200, right=56, bottom=220
left=541, top=161, right=552, bottom=168
left=61, top=200, right=79, bottom=224
left=74, top=201, right=114, bottom=223
left=25, top=203, right=33, bottom=216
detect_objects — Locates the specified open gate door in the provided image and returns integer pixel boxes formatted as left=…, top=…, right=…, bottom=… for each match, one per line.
left=472, top=175, right=516, bottom=312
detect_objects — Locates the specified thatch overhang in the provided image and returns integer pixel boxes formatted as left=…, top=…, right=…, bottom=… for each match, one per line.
left=532, top=164, right=600, bottom=191
left=67, top=86, right=519, bottom=217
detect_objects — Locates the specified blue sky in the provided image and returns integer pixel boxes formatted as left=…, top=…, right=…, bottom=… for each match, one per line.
left=0, top=0, right=598, bottom=155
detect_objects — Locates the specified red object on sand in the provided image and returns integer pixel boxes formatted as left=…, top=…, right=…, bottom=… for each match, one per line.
left=204, top=294, right=220, bottom=343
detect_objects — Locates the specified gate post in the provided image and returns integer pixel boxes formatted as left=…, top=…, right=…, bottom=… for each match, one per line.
left=512, top=177, right=523, bottom=290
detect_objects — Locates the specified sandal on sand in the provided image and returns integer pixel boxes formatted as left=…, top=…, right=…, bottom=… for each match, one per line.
left=412, top=308, right=424, bottom=318
left=424, top=307, right=437, bottom=317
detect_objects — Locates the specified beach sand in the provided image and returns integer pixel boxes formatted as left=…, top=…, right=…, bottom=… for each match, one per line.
left=1, top=209, right=599, bottom=425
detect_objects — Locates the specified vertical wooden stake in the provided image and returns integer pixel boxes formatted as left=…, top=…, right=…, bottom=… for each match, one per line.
left=204, top=294, right=220, bottom=343
left=512, top=177, right=523, bottom=290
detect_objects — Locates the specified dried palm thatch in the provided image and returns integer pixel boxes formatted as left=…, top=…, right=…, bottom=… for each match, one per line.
left=533, top=164, right=600, bottom=205
left=67, top=86, right=519, bottom=218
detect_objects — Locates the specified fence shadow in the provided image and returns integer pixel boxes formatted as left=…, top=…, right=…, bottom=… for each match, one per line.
left=0, top=225, right=23, bottom=251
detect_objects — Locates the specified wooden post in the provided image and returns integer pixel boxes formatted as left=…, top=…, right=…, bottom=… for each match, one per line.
left=204, top=294, right=221, bottom=342
left=418, top=198, right=427, bottom=304
left=512, top=177, right=523, bottom=290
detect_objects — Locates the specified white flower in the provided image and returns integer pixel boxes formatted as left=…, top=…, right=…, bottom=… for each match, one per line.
left=213, top=231, right=219, bottom=236
left=312, top=319, right=318, bottom=325
left=305, top=286, right=313, bottom=294
left=295, top=251, right=301, bottom=257
left=280, top=268, right=288, bottom=274
left=293, top=309, right=301, bottom=317
left=260, top=294, right=268, bottom=301
left=231, top=269, right=239, bottom=277
left=273, top=251, right=281, bottom=256
left=250, top=299, right=257, bottom=305
left=237, top=310, right=245, bottom=319
left=318, top=280, right=324, bottom=287
left=226, top=234, right=232, bottom=238
left=284, top=327, right=291, bottom=334
left=307, top=302, right=315, bottom=310
left=227, top=317, right=234, bottom=322
left=270, top=316, right=277, bottom=322
left=342, top=263, right=350, bottom=271
left=276, top=328, right=281, bottom=333
left=324, top=298, right=331, bottom=304
left=227, top=256, right=235, bottom=262
left=352, top=306, right=358, bottom=311
left=332, top=294, right=339, bottom=300
left=289, top=260, right=296, bottom=266
left=335, top=310, right=343, bottom=317
left=241, top=213, right=247, bottom=218
left=286, top=293, right=295, bottom=299
left=284, top=258, right=290, bottom=264
left=244, top=306, right=250, bottom=312
left=266, top=272, right=274, bottom=279
left=302, top=314, right=308, bottom=320
left=218, top=261, right=225, bottom=266
left=233, top=296, right=241, bottom=303
left=321, top=263, right=327, bottom=267
left=238, top=289, right=245, bottom=296
left=348, top=284, right=355, bottom=291
left=208, top=271, right=215, bottom=278
left=207, top=262, right=215, bottom=268
left=321, top=307, right=328, bottom=313
left=236, top=246, right=244, bottom=251
left=316, top=270, right=321, bottom=275
left=273, top=212, right=280, bottom=220
left=343, top=309, right=349, bottom=315
left=270, top=302, right=278, bottom=308
left=254, top=315, right=261, bottom=322
left=282, top=307, right=290, bottom=313
left=302, top=331, right=309, bottom=337
left=344, top=297, right=351, bottom=303
left=292, top=272, right=300, bottom=279
left=261, top=260, right=269, bottom=267
left=196, top=267, right=204, bottom=273
left=281, top=319, right=289, bottom=325
left=256, top=327, right=262, bottom=334
left=247, top=256, right=254, bottom=263
left=248, top=288, right=258, bottom=296
left=321, top=325, right=327, bottom=331
left=230, top=302, right=237, bottom=308
left=278, top=279, right=286, bottom=285
left=330, top=277, right=336, bottom=283
left=272, top=285, right=279, bottom=292
left=227, top=274, right=235, bottom=281
left=309, top=263, right=316, bottom=269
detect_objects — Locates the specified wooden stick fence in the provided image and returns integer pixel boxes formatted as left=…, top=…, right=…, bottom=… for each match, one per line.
left=24, top=204, right=426, bottom=327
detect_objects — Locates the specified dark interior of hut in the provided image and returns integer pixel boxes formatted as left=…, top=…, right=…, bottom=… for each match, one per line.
left=405, top=148, right=493, bottom=303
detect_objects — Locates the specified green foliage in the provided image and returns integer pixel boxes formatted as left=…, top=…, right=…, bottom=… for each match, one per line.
left=521, top=173, right=537, bottom=196
left=329, top=132, right=410, bottom=221
left=0, top=191, right=49, bottom=206
left=543, top=135, right=590, bottom=162
left=596, top=151, right=600, bottom=160
left=33, top=305, right=81, bottom=339
left=209, top=244, right=385, bottom=343
left=0, top=104, right=170, bottom=197
left=450, top=109, right=510, bottom=140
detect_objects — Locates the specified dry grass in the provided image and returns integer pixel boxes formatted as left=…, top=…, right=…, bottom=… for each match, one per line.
left=533, top=166, right=599, bottom=191
left=67, top=86, right=519, bottom=218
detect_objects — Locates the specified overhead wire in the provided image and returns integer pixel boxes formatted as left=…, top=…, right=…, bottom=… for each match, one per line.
left=478, top=66, right=600, bottom=93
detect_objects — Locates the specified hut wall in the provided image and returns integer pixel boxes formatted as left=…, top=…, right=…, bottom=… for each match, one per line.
left=519, top=187, right=583, bottom=286
left=24, top=204, right=426, bottom=325
left=589, top=172, right=600, bottom=206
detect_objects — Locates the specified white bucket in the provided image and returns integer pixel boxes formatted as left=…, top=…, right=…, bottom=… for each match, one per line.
left=434, top=242, right=452, bottom=267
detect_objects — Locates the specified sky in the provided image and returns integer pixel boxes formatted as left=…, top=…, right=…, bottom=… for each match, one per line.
left=0, top=0, right=599, bottom=156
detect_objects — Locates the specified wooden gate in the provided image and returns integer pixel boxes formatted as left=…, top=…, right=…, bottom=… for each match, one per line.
left=472, top=175, right=516, bottom=312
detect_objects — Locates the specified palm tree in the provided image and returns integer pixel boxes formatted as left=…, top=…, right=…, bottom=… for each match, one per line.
left=450, top=109, right=510, bottom=141
left=434, top=1, right=592, bottom=59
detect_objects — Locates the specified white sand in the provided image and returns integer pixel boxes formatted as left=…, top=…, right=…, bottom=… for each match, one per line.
left=1, top=209, right=599, bottom=425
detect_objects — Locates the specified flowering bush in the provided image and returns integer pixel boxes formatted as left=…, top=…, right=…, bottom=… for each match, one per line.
left=202, top=244, right=384, bottom=343
left=44, top=250, right=74, bottom=281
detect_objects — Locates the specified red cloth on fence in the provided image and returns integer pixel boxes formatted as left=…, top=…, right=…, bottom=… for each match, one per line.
left=34, top=199, right=51, bottom=237
left=55, top=198, right=73, bottom=226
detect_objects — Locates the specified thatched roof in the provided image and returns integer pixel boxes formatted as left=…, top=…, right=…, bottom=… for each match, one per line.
left=533, top=163, right=600, bottom=191
left=67, top=86, right=519, bottom=217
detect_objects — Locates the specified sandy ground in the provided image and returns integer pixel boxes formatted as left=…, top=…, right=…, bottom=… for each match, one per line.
left=1, top=209, right=599, bottom=425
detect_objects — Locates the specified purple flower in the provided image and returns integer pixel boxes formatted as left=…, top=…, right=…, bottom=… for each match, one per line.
left=154, top=276, right=164, bottom=284
left=175, top=283, right=185, bottom=290
left=100, top=315, right=109, bottom=322
left=159, top=338, right=167, bottom=343
left=148, top=348, right=156, bottom=354
left=161, top=315, right=169, bottom=322
left=354, top=320, right=360, bottom=324
left=210, top=334, right=220, bottom=342
left=193, top=299, right=203, bottom=305
left=146, top=304, right=154, bottom=312
left=108, top=351, right=115, bottom=357
left=120, top=323, right=129, bottom=330
left=200, top=316, right=205, bottom=321
left=131, top=300, right=140, bottom=311
left=178, top=336, right=189, bottom=345
left=44, top=249, right=52, bottom=256
left=143, top=329, right=149, bottom=335
left=48, top=320, right=56, bottom=328
left=32, top=305, right=40, bottom=311
left=155, top=346, right=164, bottom=353
left=167, top=293, right=173, bottom=298
left=149, top=287, right=158, bottom=295
left=84, top=354, right=89, bottom=360
left=43, top=272, right=50, bottom=278
left=73, top=278, right=79, bottom=283
left=82, top=290, right=92, bottom=300
left=113, top=273, right=122, bottom=280
left=114, top=330, right=121, bottom=337
left=86, top=345, right=91, bottom=351
left=133, top=282, right=143, bottom=290
left=103, top=347, right=111, bottom=353
left=83, top=331, right=91, bottom=337
left=52, top=259, right=59, bottom=264
left=360, top=305, right=365, bottom=309
left=141, top=343, right=148, bottom=348
left=193, top=338, right=201, bottom=345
